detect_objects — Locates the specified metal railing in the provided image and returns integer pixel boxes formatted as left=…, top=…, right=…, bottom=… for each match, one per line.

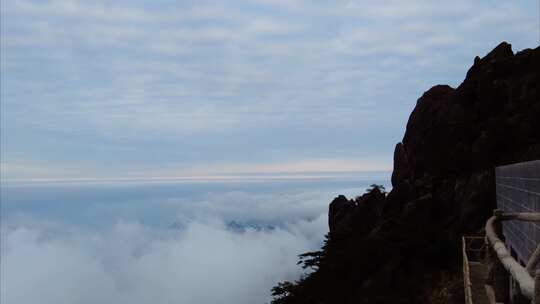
left=463, top=237, right=474, bottom=304
left=485, top=210, right=540, bottom=303
left=462, top=236, right=490, bottom=304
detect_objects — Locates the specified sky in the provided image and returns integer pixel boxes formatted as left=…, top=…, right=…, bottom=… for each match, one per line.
left=1, top=0, right=539, bottom=180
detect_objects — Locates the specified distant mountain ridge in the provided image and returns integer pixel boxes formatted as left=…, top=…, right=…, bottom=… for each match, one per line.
left=168, top=220, right=276, bottom=231
left=271, top=42, right=540, bottom=304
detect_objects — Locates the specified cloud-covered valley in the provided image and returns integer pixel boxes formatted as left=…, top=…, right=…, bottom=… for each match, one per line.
left=2, top=218, right=321, bottom=304
left=1, top=183, right=372, bottom=304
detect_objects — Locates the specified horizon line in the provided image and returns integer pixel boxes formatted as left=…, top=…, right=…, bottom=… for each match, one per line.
left=1, top=170, right=392, bottom=185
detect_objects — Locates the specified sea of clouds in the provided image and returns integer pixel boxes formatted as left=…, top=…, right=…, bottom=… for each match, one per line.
left=1, top=184, right=370, bottom=304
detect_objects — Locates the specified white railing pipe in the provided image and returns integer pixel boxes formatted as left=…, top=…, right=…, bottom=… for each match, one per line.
left=485, top=213, right=535, bottom=299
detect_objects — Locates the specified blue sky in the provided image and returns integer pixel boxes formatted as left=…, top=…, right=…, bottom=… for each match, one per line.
left=1, top=0, right=538, bottom=180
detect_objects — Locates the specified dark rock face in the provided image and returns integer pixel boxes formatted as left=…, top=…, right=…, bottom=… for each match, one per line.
left=328, top=195, right=354, bottom=234
left=328, top=188, right=386, bottom=239
left=271, top=42, right=540, bottom=304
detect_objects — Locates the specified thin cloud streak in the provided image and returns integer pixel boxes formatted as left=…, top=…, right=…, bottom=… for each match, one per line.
left=1, top=158, right=391, bottom=182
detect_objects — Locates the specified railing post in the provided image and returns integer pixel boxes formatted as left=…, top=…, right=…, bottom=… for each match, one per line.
left=535, top=270, right=540, bottom=304
left=462, top=237, right=473, bottom=304
left=490, top=209, right=510, bottom=302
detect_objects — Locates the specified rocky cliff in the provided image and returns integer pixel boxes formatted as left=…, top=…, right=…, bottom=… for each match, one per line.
left=271, top=42, right=540, bottom=304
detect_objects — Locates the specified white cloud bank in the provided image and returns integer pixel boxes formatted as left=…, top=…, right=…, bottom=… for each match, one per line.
left=1, top=185, right=376, bottom=304
left=1, top=217, right=326, bottom=304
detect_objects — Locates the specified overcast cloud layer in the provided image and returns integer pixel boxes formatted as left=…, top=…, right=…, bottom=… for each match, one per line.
left=1, top=0, right=538, bottom=179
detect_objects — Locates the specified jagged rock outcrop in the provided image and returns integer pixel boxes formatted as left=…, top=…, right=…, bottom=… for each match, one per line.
left=329, top=187, right=386, bottom=239
left=328, top=195, right=354, bottom=234
left=271, top=42, right=540, bottom=304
